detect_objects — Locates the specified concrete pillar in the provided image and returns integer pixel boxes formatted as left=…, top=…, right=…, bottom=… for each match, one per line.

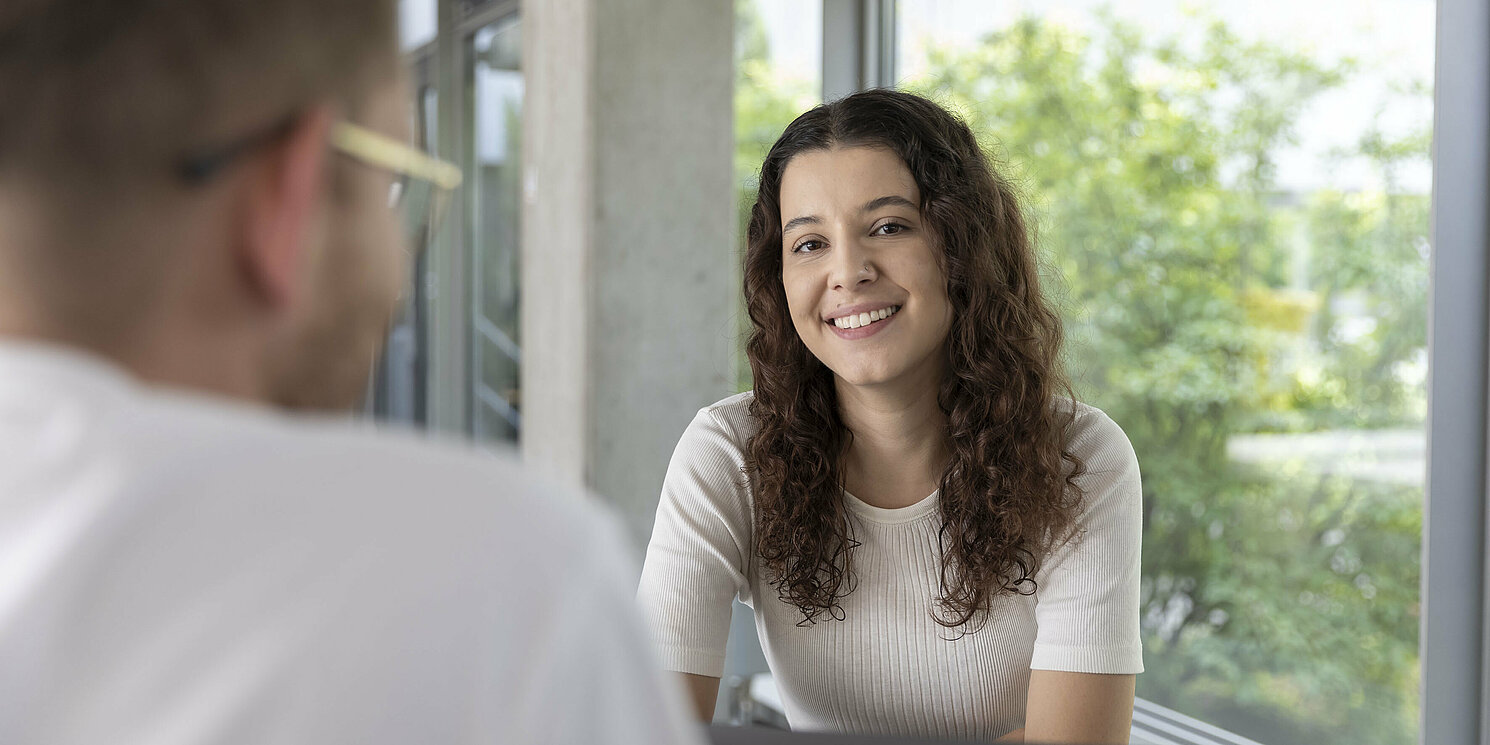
left=521, top=0, right=737, bottom=553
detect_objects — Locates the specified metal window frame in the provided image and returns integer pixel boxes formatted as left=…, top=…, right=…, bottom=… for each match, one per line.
left=422, top=0, right=521, bottom=436
left=423, top=0, right=467, bottom=434
left=1422, top=0, right=1490, bottom=742
left=821, top=0, right=896, bottom=101
left=461, top=7, right=523, bottom=442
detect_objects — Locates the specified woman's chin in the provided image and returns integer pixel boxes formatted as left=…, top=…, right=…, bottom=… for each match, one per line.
left=828, top=363, right=905, bottom=390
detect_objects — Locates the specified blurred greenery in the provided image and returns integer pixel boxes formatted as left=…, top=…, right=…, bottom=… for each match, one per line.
left=734, top=0, right=818, bottom=392
left=735, top=4, right=1429, bottom=744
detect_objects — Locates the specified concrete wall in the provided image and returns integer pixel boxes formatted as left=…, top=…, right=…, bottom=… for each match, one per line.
left=521, top=0, right=737, bottom=555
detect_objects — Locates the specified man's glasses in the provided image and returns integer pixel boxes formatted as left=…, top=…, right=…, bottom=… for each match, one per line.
left=177, top=116, right=462, bottom=245
left=330, top=122, right=461, bottom=245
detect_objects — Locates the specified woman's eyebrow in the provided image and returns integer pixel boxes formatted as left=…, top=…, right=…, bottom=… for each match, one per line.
left=781, top=195, right=916, bottom=235
left=782, top=214, right=821, bottom=234
left=860, top=195, right=917, bottom=213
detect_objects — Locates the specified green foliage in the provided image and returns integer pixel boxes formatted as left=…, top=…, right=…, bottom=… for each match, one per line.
left=733, top=6, right=1428, bottom=743
left=733, top=0, right=817, bottom=390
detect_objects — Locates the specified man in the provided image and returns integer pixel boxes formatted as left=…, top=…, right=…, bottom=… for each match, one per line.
left=0, top=1, right=699, bottom=743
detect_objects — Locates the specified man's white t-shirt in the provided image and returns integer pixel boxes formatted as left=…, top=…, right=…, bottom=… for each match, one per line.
left=0, top=341, right=700, bottom=745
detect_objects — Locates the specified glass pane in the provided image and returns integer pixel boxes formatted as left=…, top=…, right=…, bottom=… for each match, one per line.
left=735, top=0, right=822, bottom=391
left=368, top=83, right=439, bottom=426
left=398, top=0, right=436, bottom=51
left=898, top=2, right=1432, bottom=743
left=467, top=15, right=523, bottom=443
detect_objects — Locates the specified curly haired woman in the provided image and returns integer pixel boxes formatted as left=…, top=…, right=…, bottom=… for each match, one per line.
left=638, top=89, right=1143, bottom=744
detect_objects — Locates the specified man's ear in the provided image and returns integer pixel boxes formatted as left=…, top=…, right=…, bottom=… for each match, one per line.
left=237, top=106, right=336, bottom=311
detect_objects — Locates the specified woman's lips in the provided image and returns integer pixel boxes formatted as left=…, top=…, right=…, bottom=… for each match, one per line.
left=826, top=309, right=898, bottom=340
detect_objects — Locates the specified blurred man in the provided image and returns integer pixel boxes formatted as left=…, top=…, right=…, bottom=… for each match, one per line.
left=0, top=1, right=699, bottom=743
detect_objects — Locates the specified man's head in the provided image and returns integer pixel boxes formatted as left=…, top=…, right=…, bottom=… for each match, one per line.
left=0, top=0, right=411, bottom=410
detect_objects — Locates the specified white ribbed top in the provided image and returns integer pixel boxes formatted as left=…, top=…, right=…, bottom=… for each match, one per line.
left=638, top=391, right=1143, bottom=741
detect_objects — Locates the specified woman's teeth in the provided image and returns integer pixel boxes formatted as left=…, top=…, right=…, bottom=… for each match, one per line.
left=832, top=305, right=900, bottom=330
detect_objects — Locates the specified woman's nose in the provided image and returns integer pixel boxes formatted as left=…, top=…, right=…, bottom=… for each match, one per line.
left=830, top=238, right=876, bottom=290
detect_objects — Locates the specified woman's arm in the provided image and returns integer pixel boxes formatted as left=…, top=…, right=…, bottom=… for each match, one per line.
left=637, top=406, right=754, bottom=720
left=1023, top=670, right=1135, bottom=744
left=1019, top=409, right=1143, bottom=743
left=679, top=672, right=722, bottom=721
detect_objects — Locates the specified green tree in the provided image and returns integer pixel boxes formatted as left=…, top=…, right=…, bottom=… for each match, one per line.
left=1297, top=121, right=1432, bottom=429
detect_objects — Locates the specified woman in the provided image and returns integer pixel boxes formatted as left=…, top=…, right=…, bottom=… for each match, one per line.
left=638, top=89, right=1142, bottom=744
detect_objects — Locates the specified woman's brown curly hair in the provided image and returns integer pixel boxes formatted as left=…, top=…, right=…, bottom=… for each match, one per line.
left=743, top=88, right=1085, bottom=631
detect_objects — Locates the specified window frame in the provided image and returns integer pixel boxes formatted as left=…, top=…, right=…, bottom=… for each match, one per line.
left=821, top=0, right=896, bottom=100
left=1421, top=0, right=1490, bottom=742
left=402, top=0, right=521, bottom=437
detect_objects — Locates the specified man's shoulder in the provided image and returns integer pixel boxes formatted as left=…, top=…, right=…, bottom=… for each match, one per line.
left=11, top=390, right=675, bottom=742
left=122, top=390, right=614, bottom=552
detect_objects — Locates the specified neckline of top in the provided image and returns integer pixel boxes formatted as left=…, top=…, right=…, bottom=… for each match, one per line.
left=842, top=487, right=941, bottom=525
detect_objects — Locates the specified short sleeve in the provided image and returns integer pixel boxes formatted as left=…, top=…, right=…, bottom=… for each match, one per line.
left=1030, top=408, right=1144, bottom=675
left=636, top=407, right=755, bottom=678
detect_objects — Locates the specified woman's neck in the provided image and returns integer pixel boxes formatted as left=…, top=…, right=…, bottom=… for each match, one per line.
left=836, top=365, right=950, bottom=510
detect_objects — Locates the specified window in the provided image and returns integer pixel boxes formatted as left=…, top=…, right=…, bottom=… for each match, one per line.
left=467, top=15, right=523, bottom=442
left=897, top=1, right=1433, bottom=743
left=380, top=0, right=522, bottom=439
left=370, top=2, right=443, bottom=424
left=399, top=0, right=436, bottom=51
left=735, top=0, right=823, bottom=390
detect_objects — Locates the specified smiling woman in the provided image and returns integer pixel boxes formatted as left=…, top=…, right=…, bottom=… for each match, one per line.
left=638, top=89, right=1143, bottom=744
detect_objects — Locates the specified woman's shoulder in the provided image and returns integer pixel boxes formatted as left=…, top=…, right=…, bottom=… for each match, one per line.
left=664, top=391, right=760, bottom=476
left=688, top=390, right=759, bottom=446
left=663, top=392, right=759, bottom=529
left=1058, top=398, right=1141, bottom=481
left=1047, top=400, right=1143, bottom=564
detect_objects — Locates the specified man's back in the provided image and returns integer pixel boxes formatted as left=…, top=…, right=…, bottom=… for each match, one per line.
left=0, top=341, right=696, bottom=744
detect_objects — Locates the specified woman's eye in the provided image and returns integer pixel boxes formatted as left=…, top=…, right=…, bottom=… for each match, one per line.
left=874, top=222, right=906, bottom=236
left=792, top=240, right=823, bottom=254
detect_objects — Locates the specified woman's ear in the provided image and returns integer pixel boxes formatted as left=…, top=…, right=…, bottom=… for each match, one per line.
left=235, top=106, right=335, bottom=311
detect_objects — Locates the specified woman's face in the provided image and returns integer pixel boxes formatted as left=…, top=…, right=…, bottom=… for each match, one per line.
left=778, top=145, right=953, bottom=390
